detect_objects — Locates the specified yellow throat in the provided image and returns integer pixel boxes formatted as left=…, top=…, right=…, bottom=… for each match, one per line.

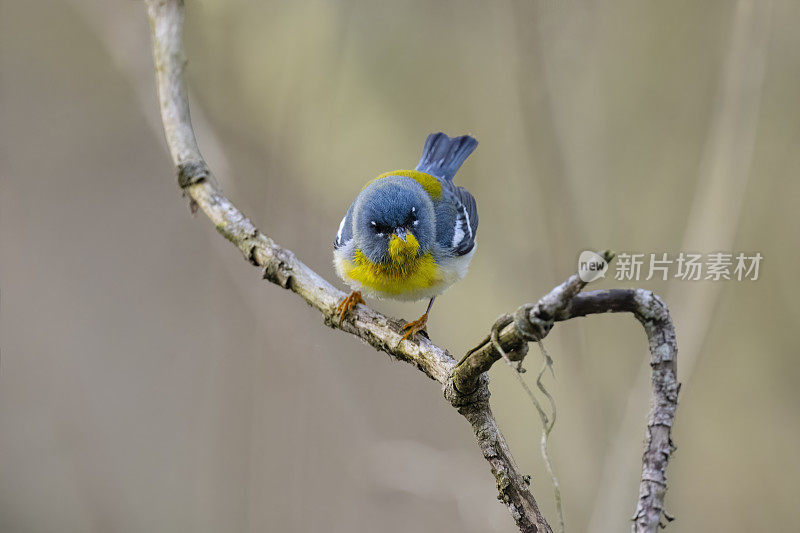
left=388, top=232, right=419, bottom=262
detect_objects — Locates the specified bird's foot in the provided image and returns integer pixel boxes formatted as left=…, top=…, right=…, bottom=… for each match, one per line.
left=401, top=313, right=428, bottom=341
left=336, top=291, right=365, bottom=323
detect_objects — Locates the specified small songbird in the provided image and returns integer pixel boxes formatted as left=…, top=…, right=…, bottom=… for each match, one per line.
left=333, top=132, right=479, bottom=340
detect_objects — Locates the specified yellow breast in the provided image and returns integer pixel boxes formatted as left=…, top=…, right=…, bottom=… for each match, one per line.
left=343, top=234, right=441, bottom=296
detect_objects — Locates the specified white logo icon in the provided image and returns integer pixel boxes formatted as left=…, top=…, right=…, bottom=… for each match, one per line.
left=578, top=251, right=608, bottom=282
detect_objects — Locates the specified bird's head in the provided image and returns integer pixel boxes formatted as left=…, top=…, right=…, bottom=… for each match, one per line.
left=353, top=176, right=435, bottom=265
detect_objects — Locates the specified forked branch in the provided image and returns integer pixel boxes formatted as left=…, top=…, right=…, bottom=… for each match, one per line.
left=145, top=2, right=678, bottom=532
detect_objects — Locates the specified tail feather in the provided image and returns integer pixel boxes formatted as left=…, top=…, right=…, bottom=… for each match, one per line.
left=415, top=132, right=477, bottom=181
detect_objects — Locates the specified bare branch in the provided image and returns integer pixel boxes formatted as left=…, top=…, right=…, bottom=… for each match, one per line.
left=145, top=0, right=454, bottom=385
left=144, top=2, right=678, bottom=532
left=144, top=1, right=552, bottom=530
left=456, top=392, right=553, bottom=533
left=455, top=281, right=680, bottom=533
left=557, top=290, right=679, bottom=533
left=453, top=251, right=614, bottom=394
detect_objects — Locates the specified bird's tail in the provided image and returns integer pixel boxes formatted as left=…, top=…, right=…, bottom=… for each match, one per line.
left=415, top=132, right=478, bottom=181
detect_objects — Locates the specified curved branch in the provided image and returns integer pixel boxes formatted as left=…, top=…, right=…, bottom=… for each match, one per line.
left=455, top=285, right=680, bottom=533
left=145, top=2, right=678, bottom=532
left=146, top=0, right=454, bottom=384
left=558, top=290, right=679, bottom=532
left=144, top=1, right=551, bottom=531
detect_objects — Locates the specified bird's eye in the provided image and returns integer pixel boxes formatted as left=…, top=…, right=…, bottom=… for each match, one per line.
left=371, top=220, right=389, bottom=236
left=403, top=209, right=418, bottom=228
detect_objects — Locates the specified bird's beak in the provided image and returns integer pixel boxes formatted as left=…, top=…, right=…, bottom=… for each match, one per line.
left=393, top=227, right=407, bottom=242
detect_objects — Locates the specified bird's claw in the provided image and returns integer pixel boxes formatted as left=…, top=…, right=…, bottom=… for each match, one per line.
left=400, top=313, right=428, bottom=341
left=336, top=291, right=365, bottom=323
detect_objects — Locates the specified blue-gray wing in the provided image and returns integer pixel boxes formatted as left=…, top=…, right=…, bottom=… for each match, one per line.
left=435, top=185, right=478, bottom=256
left=334, top=203, right=355, bottom=249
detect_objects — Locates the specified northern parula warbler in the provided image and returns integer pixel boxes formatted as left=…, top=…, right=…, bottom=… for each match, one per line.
left=333, top=132, right=478, bottom=340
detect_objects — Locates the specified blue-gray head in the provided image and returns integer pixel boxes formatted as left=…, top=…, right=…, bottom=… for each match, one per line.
left=353, top=176, right=436, bottom=264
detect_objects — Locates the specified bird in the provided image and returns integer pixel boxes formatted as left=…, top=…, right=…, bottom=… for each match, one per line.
left=333, top=132, right=479, bottom=340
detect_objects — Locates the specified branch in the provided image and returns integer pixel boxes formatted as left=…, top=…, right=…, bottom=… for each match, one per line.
left=452, top=250, right=614, bottom=395
left=145, top=2, right=678, bottom=532
left=455, top=284, right=680, bottom=532
left=145, top=1, right=551, bottom=530
left=145, top=0, right=453, bottom=384
left=557, top=290, right=679, bottom=532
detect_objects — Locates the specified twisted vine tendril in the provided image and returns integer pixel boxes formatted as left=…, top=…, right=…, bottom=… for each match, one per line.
left=491, top=319, right=565, bottom=533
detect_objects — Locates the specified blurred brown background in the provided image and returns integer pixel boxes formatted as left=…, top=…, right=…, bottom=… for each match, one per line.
left=2, top=1, right=799, bottom=531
